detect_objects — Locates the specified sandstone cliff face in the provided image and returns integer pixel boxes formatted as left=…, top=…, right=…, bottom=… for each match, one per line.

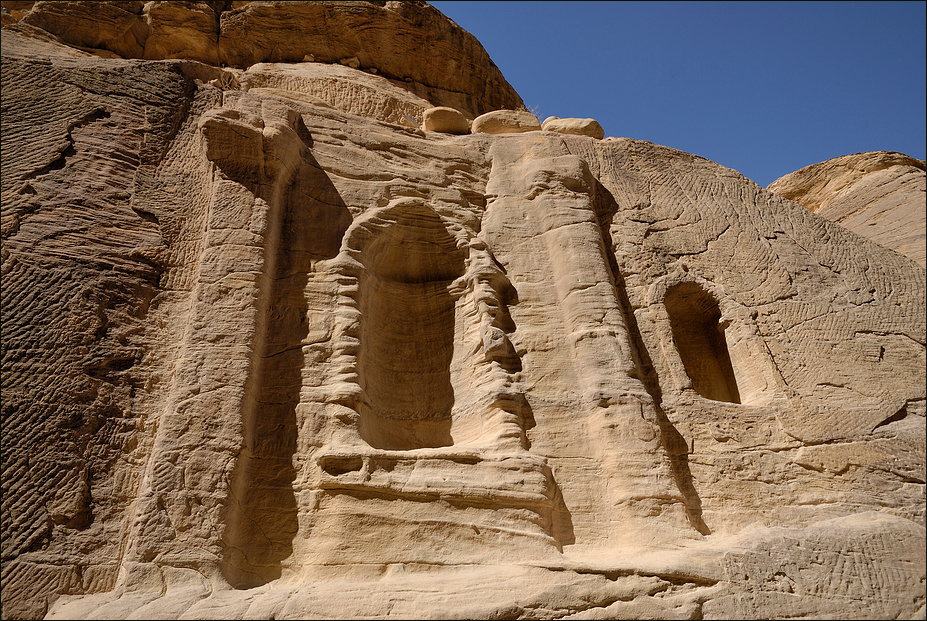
left=3, top=0, right=524, bottom=119
left=2, top=3, right=925, bottom=620
left=768, top=151, right=926, bottom=268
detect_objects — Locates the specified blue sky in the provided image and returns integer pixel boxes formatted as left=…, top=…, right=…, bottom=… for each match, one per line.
left=430, top=1, right=926, bottom=187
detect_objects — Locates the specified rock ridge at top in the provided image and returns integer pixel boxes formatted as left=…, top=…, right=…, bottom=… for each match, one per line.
left=2, top=0, right=525, bottom=118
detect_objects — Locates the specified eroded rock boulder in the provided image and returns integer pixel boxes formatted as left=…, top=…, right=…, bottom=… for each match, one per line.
left=422, top=106, right=470, bottom=134
left=542, top=115, right=605, bottom=139
left=471, top=109, right=542, bottom=134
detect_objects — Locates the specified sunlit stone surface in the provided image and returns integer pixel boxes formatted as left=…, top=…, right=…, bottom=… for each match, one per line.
left=1, top=2, right=924, bottom=619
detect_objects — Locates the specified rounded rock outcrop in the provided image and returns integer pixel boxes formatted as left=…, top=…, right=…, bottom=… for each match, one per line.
left=768, top=151, right=926, bottom=267
left=471, top=109, right=541, bottom=135
left=541, top=116, right=605, bottom=139
left=422, top=106, right=470, bottom=134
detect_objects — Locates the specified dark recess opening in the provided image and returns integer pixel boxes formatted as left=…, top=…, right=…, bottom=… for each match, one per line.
left=664, top=283, right=741, bottom=404
left=356, top=206, right=465, bottom=450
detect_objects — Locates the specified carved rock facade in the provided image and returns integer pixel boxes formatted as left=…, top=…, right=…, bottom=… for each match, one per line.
left=1, top=2, right=924, bottom=619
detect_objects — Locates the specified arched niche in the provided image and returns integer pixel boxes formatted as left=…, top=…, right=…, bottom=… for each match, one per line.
left=664, top=282, right=741, bottom=404
left=354, top=204, right=467, bottom=450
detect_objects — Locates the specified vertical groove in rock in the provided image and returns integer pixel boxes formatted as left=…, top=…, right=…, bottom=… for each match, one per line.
left=593, top=180, right=711, bottom=536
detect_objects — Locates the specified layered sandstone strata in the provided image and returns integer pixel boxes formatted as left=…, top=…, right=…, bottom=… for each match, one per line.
left=768, top=151, right=926, bottom=267
left=1, top=2, right=924, bottom=620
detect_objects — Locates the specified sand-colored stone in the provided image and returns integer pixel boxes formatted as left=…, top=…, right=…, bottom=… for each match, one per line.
left=19, top=1, right=149, bottom=58
left=471, top=109, right=542, bottom=134
left=141, top=1, right=221, bottom=65
left=239, top=61, right=436, bottom=126
left=1, top=3, right=924, bottom=620
left=3, top=0, right=525, bottom=119
left=542, top=115, right=605, bottom=139
left=768, top=151, right=926, bottom=267
left=422, top=106, right=470, bottom=134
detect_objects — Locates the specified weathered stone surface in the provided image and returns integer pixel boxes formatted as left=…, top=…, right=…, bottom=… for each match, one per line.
left=471, top=109, right=542, bottom=134
left=20, top=1, right=149, bottom=59
left=2, top=3, right=924, bottom=620
left=542, top=115, right=605, bottom=139
left=6, top=1, right=525, bottom=119
left=141, top=1, right=221, bottom=65
left=238, top=61, right=435, bottom=126
left=768, top=151, right=926, bottom=267
left=422, top=106, right=470, bottom=134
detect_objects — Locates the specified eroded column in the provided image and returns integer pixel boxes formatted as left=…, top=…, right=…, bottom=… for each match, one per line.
left=482, top=135, right=692, bottom=547
left=119, top=97, right=312, bottom=588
